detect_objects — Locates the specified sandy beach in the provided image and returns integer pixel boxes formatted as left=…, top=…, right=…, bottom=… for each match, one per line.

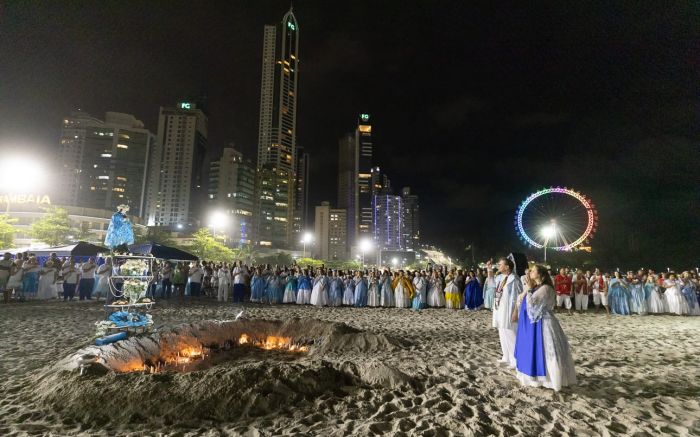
left=1, top=299, right=699, bottom=436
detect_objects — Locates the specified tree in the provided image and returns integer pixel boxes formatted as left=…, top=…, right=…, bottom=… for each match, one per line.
left=30, top=207, right=72, bottom=247
left=75, top=222, right=98, bottom=244
left=0, top=214, right=17, bottom=248
left=188, top=228, right=235, bottom=262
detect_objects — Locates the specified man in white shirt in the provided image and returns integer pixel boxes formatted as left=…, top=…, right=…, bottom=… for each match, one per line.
left=78, top=257, right=97, bottom=300
left=232, top=261, right=247, bottom=303
left=188, top=262, right=203, bottom=297
left=491, top=256, right=523, bottom=368
left=61, top=257, right=79, bottom=301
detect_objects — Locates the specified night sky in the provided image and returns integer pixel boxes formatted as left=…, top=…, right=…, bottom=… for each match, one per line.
left=1, top=1, right=698, bottom=267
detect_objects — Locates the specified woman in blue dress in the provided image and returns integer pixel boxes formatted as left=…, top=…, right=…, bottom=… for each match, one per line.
left=21, top=256, right=40, bottom=298
left=295, top=270, right=312, bottom=305
left=463, top=271, right=484, bottom=310
left=250, top=268, right=265, bottom=303
left=353, top=271, right=368, bottom=307
left=627, top=273, right=647, bottom=315
left=328, top=270, right=343, bottom=307
left=104, top=205, right=135, bottom=249
left=380, top=270, right=394, bottom=307
left=514, top=264, right=576, bottom=391
left=265, top=271, right=283, bottom=304
left=680, top=272, right=700, bottom=316
left=282, top=269, right=298, bottom=303
left=608, top=272, right=631, bottom=315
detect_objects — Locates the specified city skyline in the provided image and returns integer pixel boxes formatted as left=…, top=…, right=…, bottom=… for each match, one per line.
left=1, top=1, right=697, bottom=265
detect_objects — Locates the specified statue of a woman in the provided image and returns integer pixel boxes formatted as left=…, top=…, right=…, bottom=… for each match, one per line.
left=104, top=204, right=135, bottom=249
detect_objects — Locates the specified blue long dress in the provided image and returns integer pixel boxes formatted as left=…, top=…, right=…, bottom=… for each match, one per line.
left=104, top=212, right=135, bottom=249
left=354, top=277, right=368, bottom=307
left=250, top=274, right=265, bottom=302
left=514, top=294, right=547, bottom=379
left=265, top=276, right=283, bottom=304
left=464, top=279, right=484, bottom=310
left=681, top=282, right=699, bottom=312
left=629, top=281, right=647, bottom=314
left=608, top=279, right=631, bottom=315
left=328, top=277, right=343, bottom=306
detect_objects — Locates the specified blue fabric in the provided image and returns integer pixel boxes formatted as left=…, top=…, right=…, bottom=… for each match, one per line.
left=681, top=284, right=697, bottom=309
left=107, top=311, right=150, bottom=328
left=608, top=279, right=631, bottom=315
left=514, top=295, right=547, bottom=377
left=251, top=276, right=266, bottom=301
left=464, top=280, right=484, bottom=309
left=265, top=277, right=283, bottom=304
left=354, top=278, right=368, bottom=307
left=329, top=278, right=343, bottom=306
left=22, top=271, right=38, bottom=294
left=643, top=283, right=655, bottom=301
left=104, top=212, right=135, bottom=249
left=232, top=283, right=246, bottom=302
left=297, top=276, right=311, bottom=291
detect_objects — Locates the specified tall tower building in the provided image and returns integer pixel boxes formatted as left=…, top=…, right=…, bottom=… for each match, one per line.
left=145, top=101, right=208, bottom=227
left=401, top=187, right=420, bottom=251
left=336, top=114, right=374, bottom=249
left=256, top=6, right=299, bottom=248
left=58, top=111, right=155, bottom=217
left=208, top=146, right=256, bottom=246
left=314, top=201, right=348, bottom=260
left=373, top=194, right=403, bottom=251
left=293, top=146, right=310, bottom=239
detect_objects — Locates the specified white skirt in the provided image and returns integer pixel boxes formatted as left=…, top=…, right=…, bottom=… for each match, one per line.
left=516, top=315, right=577, bottom=391
left=427, top=286, right=445, bottom=307
left=648, top=291, right=667, bottom=314
left=665, top=288, right=689, bottom=315
left=309, top=283, right=327, bottom=307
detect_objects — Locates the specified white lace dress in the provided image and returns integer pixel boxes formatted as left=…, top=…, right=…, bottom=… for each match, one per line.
left=664, top=280, right=689, bottom=315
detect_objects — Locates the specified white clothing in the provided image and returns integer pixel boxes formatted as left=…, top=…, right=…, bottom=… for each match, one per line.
left=310, top=276, right=328, bottom=306
left=37, top=268, right=56, bottom=300
left=217, top=268, right=231, bottom=302
left=664, top=280, right=689, bottom=315
left=61, top=265, right=79, bottom=284
left=574, top=292, right=588, bottom=311
left=189, top=267, right=203, bottom=283
left=556, top=295, right=572, bottom=310
left=648, top=286, right=667, bottom=313
left=80, top=263, right=96, bottom=279
left=233, top=266, right=247, bottom=284
left=427, top=278, right=445, bottom=307
left=493, top=273, right=521, bottom=368
left=394, top=280, right=411, bottom=308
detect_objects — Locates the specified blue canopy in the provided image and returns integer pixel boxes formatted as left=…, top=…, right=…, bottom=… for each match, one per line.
left=128, top=242, right=198, bottom=261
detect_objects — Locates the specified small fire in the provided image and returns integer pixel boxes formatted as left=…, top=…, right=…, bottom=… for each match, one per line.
left=238, top=334, right=309, bottom=352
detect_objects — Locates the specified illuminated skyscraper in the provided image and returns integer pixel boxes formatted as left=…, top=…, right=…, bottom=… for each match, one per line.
left=256, top=6, right=299, bottom=248
left=293, top=146, right=310, bottom=240
left=337, top=113, right=373, bottom=249
left=58, top=111, right=155, bottom=217
left=145, top=101, right=208, bottom=227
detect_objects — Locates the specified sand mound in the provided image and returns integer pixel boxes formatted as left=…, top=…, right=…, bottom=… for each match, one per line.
left=34, top=317, right=417, bottom=429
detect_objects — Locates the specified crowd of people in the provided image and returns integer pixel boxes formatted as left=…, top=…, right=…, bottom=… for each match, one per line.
left=2, top=252, right=700, bottom=318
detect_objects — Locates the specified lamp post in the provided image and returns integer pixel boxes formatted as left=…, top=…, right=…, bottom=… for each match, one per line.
left=359, top=238, right=373, bottom=268
left=209, top=211, right=228, bottom=243
left=301, top=232, right=313, bottom=258
left=540, top=221, right=557, bottom=263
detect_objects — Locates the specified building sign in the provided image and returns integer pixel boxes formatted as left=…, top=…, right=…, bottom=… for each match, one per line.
left=287, top=21, right=296, bottom=31
left=0, top=194, right=51, bottom=205
left=179, top=102, right=192, bottom=109
left=360, top=113, right=370, bottom=123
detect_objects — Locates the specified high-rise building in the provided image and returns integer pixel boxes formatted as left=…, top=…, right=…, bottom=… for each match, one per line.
left=293, top=146, right=310, bottom=241
left=373, top=194, right=403, bottom=251
left=256, top=6, right=299, bottom=248
left=337, top=133, right=355, bottom=244
left=58, top=111, right=155, bottom=217
left=401, top=187, right=420, bottom=251
left=314, top=201, right=348, bottom=260
left=336, top=114, right=374, bottom=250
left=145, top=101, right=208, bottom=227
left=371, top=166, right=392, bottom=196
left=208, top=146, right=256, bottom=245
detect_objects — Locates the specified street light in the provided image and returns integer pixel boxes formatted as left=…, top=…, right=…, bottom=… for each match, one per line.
left=209, top=211, right=228, bottom=241
left=540, top=221, right=557, bottom=263
left=391, top=257, right=398, bottom=268
left=301, top=232, right=313, bottom=258
left=0, top=156, right=46, bottom=213
left=359, top=238, right=373, bottom=267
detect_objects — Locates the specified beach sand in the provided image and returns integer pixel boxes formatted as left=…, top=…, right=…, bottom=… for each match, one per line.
left=1, top=299, right=699, bottom=436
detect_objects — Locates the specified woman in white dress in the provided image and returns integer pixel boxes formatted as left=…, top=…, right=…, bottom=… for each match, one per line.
left=367, top=272, right=381, bottom=307
left=342, top=273, right=355, bottom=306
left=37, top=260, right=57, bottom=300
left=513, top=264, right=577, bottom=391
left=309, top=268, right=328, bottom=307
left=7, top=258, right=24, bottom=298
left=95, top=257, right=113, bottom=302
left=646, top=274, right=667, bottom=314
left=217, top=263, right=231, bottom=302
left=444, top=273, right=461, bottom=309
left=664, top=273, right=689, bottom=315
left=427, top=270, right=445, bottom=307
left=680, top=272, right=700, bottom=316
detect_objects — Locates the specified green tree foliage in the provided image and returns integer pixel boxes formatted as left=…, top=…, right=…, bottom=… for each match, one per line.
left=188, top=228, right=235, bottom=262
left=30, top=207, right=73, bottom=247
left=0, top=214, right=18, bottom=248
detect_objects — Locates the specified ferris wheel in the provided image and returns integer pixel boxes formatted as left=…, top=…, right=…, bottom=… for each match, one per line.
left=514, top=187, right=597, bottom=253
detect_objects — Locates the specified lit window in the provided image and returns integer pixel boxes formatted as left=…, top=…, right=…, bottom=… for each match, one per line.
left=117, top=144, right=128, bottom=149
left=100, top=153, right=112, bottom=158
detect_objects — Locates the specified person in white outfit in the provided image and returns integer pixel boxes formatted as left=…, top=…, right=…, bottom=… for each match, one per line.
left=491, top=255, right=523, bottom=368
left=217, top=264, right=231, bottom=302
